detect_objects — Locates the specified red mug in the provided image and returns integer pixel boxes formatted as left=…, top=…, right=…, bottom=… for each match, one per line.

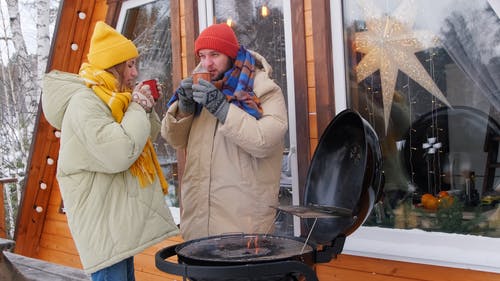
left=142, top=79, right=160, bottom=101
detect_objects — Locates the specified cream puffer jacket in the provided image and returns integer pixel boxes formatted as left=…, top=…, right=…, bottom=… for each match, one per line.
left=42, top=70, right=179, bottom=274
left=161, top=51, right=288, bottom=241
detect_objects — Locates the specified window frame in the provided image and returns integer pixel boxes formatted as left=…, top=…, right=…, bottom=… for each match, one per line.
left=115, top=0, right=157, bottom=29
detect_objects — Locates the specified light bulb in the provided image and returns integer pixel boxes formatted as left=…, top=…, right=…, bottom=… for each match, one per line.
left=261, top=5, right=269, bottom=17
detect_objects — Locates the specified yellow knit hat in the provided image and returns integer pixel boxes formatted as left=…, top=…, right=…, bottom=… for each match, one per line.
left=87, top=21, right=139, bottom=69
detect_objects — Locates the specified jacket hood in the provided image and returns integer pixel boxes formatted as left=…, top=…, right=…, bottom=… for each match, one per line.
left=42, top=70, right=90, bottom=130
left=249, top=49, right=273, bottom=77
left=248, top=50, right=280, bottom=98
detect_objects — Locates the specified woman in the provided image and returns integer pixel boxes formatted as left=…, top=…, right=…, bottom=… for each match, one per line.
left=42, top=21, right=178, bottom=281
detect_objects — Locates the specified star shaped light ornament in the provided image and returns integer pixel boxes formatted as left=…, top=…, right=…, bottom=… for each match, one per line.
left=354, top=0, right=451, bottom=130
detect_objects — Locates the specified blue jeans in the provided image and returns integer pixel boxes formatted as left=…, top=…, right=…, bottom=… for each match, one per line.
left=91, top=257, right=135, bottom=281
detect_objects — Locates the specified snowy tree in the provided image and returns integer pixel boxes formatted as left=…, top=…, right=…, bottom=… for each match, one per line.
left=440, top=4, right=500, bottom=113
left=0, top=0, right=60, bottom=238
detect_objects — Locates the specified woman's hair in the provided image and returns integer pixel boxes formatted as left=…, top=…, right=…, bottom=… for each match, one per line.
left=107, top=62, right=128, bottom=92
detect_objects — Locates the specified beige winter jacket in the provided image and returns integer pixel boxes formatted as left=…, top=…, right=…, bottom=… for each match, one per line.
left=161, top=51, right=288, bottom=241
left=42, top=70, right=179, bottom=274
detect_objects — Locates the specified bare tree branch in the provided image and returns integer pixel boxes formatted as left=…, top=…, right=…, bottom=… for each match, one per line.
left=0, top=0, right=60, bottom=238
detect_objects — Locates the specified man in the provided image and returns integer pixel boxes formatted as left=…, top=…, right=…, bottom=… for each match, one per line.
left=42, top=21, right=178, bottom=280
left=162, top=23, right=288, bottom=241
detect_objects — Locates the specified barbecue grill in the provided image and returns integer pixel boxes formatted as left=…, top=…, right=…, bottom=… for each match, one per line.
left=155, top=109, right=384, bottom=281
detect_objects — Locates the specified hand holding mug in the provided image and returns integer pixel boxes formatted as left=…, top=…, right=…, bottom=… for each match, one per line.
left=176, top=77, right=195, bottom=114
left=142, top=79, right=161, bottom=101
left=132, top=82, right=155, bottom=113
left=192, top=79, right=229, bottom=123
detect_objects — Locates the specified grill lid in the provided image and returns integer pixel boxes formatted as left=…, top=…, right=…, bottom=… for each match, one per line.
left=277, top=109, right=383, bottom=244
left=305, top=109, right=383, bottom=243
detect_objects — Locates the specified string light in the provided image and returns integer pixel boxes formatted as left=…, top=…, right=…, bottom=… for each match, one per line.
left=226, top=17, right=233, bottom=27
left=261, top=5, right=269, bottom=17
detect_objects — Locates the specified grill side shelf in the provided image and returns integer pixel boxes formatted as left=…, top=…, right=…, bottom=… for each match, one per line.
left=271, top=205, right=352, bottom=218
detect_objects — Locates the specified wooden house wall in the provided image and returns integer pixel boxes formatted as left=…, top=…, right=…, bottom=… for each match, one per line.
left=12, top=0, right=500, bottom=280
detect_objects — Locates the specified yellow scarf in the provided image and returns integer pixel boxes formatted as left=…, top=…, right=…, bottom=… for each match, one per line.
left=79, top=63, right=168, bottom=194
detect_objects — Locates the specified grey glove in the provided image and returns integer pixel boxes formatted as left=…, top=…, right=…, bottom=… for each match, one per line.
left=177, top=77, right=195, bottom=114
left=192, top=79, right=229, bottom=123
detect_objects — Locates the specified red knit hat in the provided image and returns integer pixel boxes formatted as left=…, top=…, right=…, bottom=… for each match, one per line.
left=195, top=23, right=240, bottom=59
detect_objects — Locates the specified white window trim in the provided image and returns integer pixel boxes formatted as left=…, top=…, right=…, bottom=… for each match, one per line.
left=115, top=0, right=157, bottom=32
left=330, top=0, right=500, bottom=273
left=198, top=0, right=212, bottom=31
left=345, top=226, right=500, bottom=273
left=331, top=0, right=347, bottom=113
left=282, top=0, right=302, bottom=237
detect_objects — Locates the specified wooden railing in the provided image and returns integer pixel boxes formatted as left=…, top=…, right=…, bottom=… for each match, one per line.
left=0, top=178, right=17, bottom=238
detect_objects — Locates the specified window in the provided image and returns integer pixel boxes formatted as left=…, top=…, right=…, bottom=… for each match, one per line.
left=334, top=0, right=500, bottom=271
left=117, top=0, right=179, bottom=208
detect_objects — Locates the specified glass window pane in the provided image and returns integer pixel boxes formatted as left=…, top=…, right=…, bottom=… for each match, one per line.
left=343, top=0, right=500, bottom=237
left=120, top=1, right=179, bottom=207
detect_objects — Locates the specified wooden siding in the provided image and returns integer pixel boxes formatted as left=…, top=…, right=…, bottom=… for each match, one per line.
left=14, top=111, right=61, bottom=257
left=310, top=0, right=335, bottom=135
left=317, top=254, right=500, bottom=281
left=304, top=0, right=317, bottom=157
left=290, top=0, right=311, bottom=193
